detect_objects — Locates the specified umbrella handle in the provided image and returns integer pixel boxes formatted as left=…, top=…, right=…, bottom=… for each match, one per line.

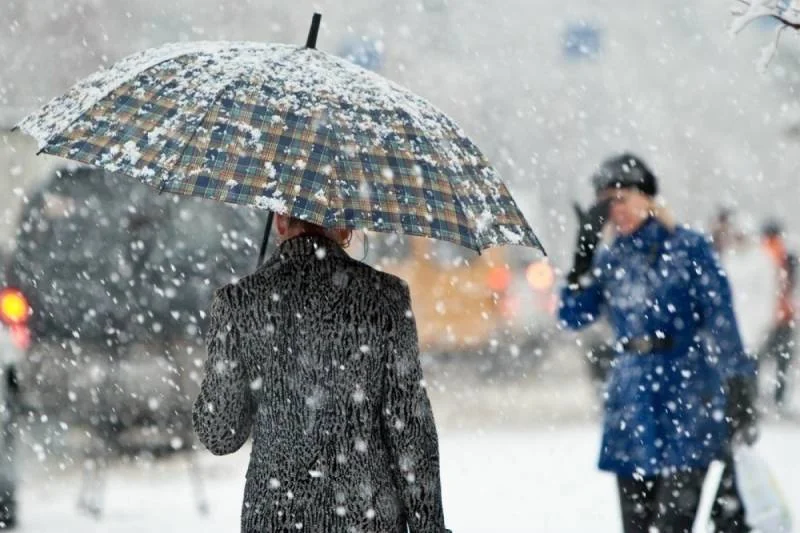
left=257, top=211, right=274, bottom=269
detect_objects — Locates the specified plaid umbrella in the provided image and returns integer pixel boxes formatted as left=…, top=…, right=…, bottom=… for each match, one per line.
left=16, top=14, right=544, bottom=263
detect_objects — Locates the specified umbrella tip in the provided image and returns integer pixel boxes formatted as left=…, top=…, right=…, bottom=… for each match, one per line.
left=305, top=13, right=322, bottom=49
left=9, top=125, right=19, bottom=133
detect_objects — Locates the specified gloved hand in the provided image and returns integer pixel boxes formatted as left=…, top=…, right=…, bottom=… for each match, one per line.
left=567, top=199, right=610, bottom=286
left=726, top=375, right=759, bottom=446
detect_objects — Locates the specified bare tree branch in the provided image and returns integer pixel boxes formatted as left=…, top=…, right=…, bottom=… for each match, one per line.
left=731, top=0, right=800, bottom=68
left=732, top=0, right=800, bottom=29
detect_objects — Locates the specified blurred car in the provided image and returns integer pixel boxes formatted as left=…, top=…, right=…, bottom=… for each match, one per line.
left=0, top=254, right=27, bottom=528
left=4, top=167, right=268, bottom=455
left=351, top=232, right=558, bottom=366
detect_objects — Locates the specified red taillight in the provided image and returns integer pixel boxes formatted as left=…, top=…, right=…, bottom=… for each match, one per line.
left=487, top=266, right=512, bottom=293
left=526, top=261, right=555, bottom=292
left=0, top=288, right=30, bottom=326
left=9, top=324, right=30, bottom=351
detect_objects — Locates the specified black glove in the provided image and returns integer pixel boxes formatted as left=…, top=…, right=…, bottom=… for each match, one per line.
left=567, top=199, right=610, bottom=286
left=726, top=375, right=759, bottom=446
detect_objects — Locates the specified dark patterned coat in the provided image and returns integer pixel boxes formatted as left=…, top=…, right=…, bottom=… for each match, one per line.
left=193, top=234, right=448, bottom=533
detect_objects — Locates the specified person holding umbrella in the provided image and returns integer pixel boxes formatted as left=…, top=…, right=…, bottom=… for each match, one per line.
left=559, top=153, right=757, bottom=532
left=14, top=14, right=542, bottom=532
left=192, top=215, right=449, bottom=532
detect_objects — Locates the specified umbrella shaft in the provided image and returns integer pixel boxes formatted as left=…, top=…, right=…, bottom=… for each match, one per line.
left=257, top=211, right=274, bottom=268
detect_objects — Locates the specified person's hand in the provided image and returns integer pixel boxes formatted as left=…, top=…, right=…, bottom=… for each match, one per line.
left=726, top=375, right=759, bottom=446
left=567, top=199, right=610, bottom=286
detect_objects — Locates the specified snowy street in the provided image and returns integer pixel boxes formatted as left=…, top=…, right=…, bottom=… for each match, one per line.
left=18, top=423, right=799, bottom=532
left=16, top=349, right=800, bottom=533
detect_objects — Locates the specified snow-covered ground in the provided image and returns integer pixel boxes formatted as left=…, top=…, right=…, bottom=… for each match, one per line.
left=12, top=349, right=799, bottom=531
left=11, top=346, right=799, bottom=532
left=16, top=422, right=799, bottom=532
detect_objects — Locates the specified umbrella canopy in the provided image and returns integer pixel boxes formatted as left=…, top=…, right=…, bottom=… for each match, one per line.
left=16, top=15, right=544, bottom=258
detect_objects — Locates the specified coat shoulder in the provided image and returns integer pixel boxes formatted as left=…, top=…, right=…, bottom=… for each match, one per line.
left=208, top=282, right=244, bottom=315
left=210, top=268, right=270, bottom=314
left=340, top=260, right=411, bottom=312
left=374, top=268, right=409, bottom=292
left=671, top=225, right=712, bottom=254
left=372, top=268, right=411, bottom=302
left=328, top=253, right=409, bottom=293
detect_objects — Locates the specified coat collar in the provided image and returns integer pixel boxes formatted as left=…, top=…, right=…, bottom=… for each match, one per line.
left=614, top=216, right=671, bottom=251
left=276, top=233, right=350, bottom=262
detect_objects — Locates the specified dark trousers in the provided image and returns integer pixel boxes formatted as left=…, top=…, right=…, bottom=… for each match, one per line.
left=760, top=323, right=796, bottom=405
left=617, top=464, right=749, bottom=533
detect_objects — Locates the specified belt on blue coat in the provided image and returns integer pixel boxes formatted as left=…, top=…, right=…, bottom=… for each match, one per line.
left=617, top=335, right=674, bottom=354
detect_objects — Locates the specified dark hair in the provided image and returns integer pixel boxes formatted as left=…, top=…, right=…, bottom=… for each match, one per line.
left=716, top=207, right=733, bottom=223
left=761, top=219, right=783, bottom=238
left=287, top=217, right=321, bottom=230
left=285, top=217, right=356, bottom=249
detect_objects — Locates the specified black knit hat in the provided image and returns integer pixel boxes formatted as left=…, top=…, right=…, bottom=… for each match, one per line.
left=591, top=153, right=658, bottom=197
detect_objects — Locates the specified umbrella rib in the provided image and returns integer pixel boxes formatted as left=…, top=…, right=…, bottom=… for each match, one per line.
left=162, top=76, right=246, bottom=193
left=317, top=108, right=348, bottom=228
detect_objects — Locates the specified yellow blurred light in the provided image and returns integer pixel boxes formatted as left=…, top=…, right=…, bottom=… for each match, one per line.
left=526, top=261, right=555, bottom=292
left=0, top=289, right=29, bottom=325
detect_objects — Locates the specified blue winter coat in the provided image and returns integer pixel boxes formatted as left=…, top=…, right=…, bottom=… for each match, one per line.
left=559, top=218, right=757, bottom=476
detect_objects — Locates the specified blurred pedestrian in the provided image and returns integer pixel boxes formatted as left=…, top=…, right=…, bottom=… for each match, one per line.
left=559, top=153, right=757, bottom=533
left=759, top=220, right=797, bottom=409
left=708, top=208, right=775, bottom=358
left=710, top=207, right=736, bottom=255
left=193, top=216, right=450, bottom=533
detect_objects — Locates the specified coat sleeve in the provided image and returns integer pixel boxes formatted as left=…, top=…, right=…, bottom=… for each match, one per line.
left=381, top=282, right=447, bottom=533
left=558, top=281, right=605, bottom=330
left=558, top=250, right=607, bottom=330
left=690, top=237, right=757, bottom=379
left=192, top=286, right=254, bottom=455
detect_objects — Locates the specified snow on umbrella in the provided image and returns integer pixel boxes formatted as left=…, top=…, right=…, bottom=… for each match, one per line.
left=14, top=13, right=544, bottom=264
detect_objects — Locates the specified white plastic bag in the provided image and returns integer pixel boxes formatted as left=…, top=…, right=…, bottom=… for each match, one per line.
left=693, top=460, right=727, bottom=533
left=734, top=445, right=793, bottom=533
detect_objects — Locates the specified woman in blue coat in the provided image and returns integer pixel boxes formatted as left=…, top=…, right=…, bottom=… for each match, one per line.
left=559, top=154, right=758, bottom=533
